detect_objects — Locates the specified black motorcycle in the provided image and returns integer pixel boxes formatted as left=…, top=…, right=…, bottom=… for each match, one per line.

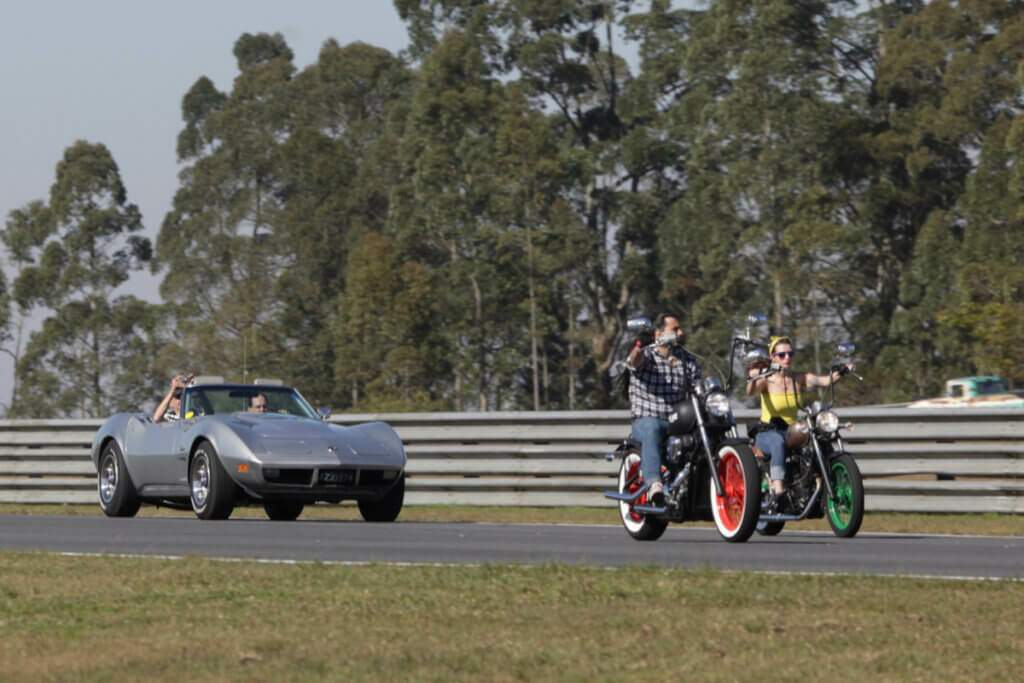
left=604, top=317, right=762, bottom=543
left=731, top=319, right=865, bottom=538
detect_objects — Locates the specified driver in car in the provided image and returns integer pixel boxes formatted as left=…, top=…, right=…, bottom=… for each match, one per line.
left=626, top=313, right=702, bottom=505
left=248, top=393, right=269, bottom=414
left=153, top=374, right=191, bottom=423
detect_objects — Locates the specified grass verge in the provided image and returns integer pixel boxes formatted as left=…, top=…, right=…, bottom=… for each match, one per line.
left=0, top=503, right=1020, bottom=536
left=0, top=552, right=1020, bottom=682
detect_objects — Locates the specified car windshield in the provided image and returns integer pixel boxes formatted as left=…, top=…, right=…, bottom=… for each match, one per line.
left=184, top=386, right=318, bottom=419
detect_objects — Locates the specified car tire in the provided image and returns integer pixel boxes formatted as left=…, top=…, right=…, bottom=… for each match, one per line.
left=358, top=474, right=405, bottom=522
left=97, top=441, right=141, bottom=518
left=264, top=501, right=304, bottom=521
left=190, top=442, right=235, bottom=520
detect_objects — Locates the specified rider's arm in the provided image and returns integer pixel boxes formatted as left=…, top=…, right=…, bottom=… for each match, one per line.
left=804, top=367, right=847, bottom=389
left=627, top=342, right=647, bottom=370
left=746, top=371, right=767, bottom=396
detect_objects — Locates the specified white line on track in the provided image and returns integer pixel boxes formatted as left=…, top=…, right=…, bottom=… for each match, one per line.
left=47, top=550, right=1024, bottom=583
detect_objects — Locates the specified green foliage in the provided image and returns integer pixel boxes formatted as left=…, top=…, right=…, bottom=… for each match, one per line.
left=3, top=141, right=159, bottom=417
left=7, top=2, right=1022, bottom=417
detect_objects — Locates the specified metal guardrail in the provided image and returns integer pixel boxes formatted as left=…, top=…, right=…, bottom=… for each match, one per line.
left=1, top=409, right=1022, bottom=513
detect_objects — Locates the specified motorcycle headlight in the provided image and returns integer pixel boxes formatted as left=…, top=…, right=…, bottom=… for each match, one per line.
left=816, top=410, right=840, bottom=434
left=705, top=392, right=732, bottom=418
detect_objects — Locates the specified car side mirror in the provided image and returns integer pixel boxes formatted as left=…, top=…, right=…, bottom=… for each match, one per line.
left=318, top=406, right=331, bottom=420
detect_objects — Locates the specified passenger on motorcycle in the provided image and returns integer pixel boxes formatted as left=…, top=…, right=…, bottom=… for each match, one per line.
left=626, top=314, right=702, bottom=505
left=746, top=336, right=849, bottom=507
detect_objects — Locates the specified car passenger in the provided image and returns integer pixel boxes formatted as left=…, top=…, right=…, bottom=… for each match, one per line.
left=153, top=375, right=190, bottom=423
left=248, top=393, right=269, bottom=414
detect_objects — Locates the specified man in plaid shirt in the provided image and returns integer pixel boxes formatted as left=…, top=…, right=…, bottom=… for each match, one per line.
left=627, top=314, right=702, bottom=504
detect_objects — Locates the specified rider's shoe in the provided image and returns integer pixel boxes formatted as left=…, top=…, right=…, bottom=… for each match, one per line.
left=648, top=481, right=665, bottom=507
left=763, top=490, right=785, bottom=515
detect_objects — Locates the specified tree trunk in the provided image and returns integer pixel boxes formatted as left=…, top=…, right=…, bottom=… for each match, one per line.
left=470, top=273, right=487, bottom=411
left=527, top=227, right=540, bottom=411
left=568, top=292, right=576, bottom=410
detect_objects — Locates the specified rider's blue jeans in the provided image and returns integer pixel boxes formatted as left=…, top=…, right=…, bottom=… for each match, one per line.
left=631, top=416, right=668, bottom=485
left=755, top=428, right=787, bottom=481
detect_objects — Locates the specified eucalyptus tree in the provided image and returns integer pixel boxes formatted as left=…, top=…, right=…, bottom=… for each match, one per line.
left=395, top=0, right=673, bottom=406
left=157, top=32, right=295, bottom=386
left=4, top=141, right=156, bottom=417
left=388, top=28, right=527, bottom=410
left=870, top=0, right=1024, bottom=397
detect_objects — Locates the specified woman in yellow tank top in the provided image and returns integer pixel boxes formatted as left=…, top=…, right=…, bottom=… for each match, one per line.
left=746, top=336, right=850, bottom=506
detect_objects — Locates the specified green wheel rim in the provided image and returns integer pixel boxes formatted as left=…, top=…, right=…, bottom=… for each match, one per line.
left=827, top=461, right=854, bottom=530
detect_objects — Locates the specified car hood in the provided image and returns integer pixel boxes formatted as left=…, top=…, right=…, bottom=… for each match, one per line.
left=225, top=414, right=404, bottom=460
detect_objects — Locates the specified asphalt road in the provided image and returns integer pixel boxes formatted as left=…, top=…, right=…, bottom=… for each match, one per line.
left=0, top=515, right=1020, bottom=579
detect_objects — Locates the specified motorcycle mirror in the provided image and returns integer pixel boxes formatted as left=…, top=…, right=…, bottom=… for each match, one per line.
left=836, top=342, right=856, bottom=357
left=746, top=313, right=768, bottom=326
left=626, top=316, right=654, bottom=334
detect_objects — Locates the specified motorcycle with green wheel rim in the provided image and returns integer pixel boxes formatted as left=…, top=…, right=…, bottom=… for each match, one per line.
left=729, top=319, right=865, bottom=538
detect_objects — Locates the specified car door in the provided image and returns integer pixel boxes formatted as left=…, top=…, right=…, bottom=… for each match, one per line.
left=124, top=416, right=187, bottom=488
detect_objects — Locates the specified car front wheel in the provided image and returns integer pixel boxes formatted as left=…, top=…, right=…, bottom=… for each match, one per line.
left=190, top=443, right=235, bottom=520
left=264, top=501, right=304, bottom=521
left=358, top=474, right=405, bottom=522
left=98, top=441, right=140, bottom=518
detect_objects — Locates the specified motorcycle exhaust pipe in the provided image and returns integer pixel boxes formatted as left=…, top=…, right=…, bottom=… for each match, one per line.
left=759, top=479, right=823, bottom=523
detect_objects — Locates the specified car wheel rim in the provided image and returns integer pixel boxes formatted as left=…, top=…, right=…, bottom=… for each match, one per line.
left=99, top=454, right=117, bottom=504
left=192, top=455, right=209, bottom=508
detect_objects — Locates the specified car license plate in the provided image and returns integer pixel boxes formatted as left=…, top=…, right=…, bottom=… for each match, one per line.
left=318, top=469, right=355, bottom=486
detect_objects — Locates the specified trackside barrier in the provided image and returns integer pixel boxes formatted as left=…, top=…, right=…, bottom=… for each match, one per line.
left=0, top=409, right=1021, bottom=513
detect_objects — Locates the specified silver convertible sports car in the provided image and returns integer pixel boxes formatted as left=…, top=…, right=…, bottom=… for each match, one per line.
left=91, top=378, right=407, bottom=521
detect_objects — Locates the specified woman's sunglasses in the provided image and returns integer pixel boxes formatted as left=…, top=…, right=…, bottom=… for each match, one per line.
left=773, top=351, right=795, bottom=359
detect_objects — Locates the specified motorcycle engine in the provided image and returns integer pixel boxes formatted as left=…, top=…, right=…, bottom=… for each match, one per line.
left=787, top=450, right=817, bottom=511
left=664, top=434, right=697, bottom=468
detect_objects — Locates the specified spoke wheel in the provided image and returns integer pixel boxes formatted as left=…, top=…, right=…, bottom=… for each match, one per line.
left=616, top=452, right=667, bottom=542
left=826, top=453, right=864, bottom=538
left=190, top=443, right=235, bottom=520
left=710, top=444, right=760, bottom=542
left=97, top=442, right=140, bottom=518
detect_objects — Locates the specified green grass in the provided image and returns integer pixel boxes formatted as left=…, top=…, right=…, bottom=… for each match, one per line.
left=2, top=503, right=1021, bottom=536
left=0, top=552, right=1020, bottom=682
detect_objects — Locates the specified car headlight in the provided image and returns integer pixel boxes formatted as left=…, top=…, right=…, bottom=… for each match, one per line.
left=705, top=392, right=732, bottom=418
left=816, top=410, right=840, bottom=433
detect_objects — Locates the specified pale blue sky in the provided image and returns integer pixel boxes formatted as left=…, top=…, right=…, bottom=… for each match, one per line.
left=0, top=0, right=411, bottom=408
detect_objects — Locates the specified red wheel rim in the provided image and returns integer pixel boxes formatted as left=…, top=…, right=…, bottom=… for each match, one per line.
left=714, top=450, right=745, bottom=532
left=625, top=460, right=645, bottom=522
